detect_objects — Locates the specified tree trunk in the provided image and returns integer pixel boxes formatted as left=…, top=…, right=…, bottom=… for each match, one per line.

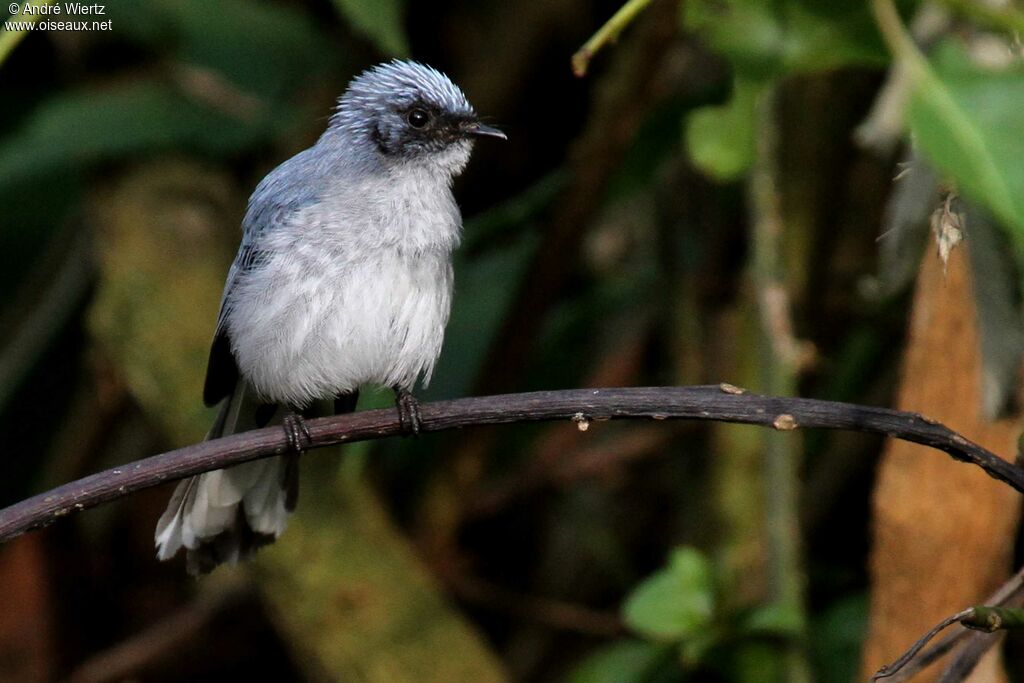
left=862, top=246, right=1023, bottom=681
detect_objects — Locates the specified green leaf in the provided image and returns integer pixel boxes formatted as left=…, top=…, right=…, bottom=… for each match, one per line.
left=738, top=602, right=805, bottom=637
left=781, top=0, right=889, bottom=70
left=0, top=82, right=287, bottom=189
left=682, top=0, right=886, bottom=180
left=623, top=547, right=715, bottom=641
left=908, top=40, right=1024, bottom=241
left=117, top=0, right=334, bottom=99
left=684, top=0, right=785, bottom=78
left=564, top=640, right=672, bottom=683
left=683, top=0, right=887, bottom=79
left=685, top=79, right=762, bottom=181
left=0, top=0, right=44, bottom=67
left=332, top=0, right=410, bottom=57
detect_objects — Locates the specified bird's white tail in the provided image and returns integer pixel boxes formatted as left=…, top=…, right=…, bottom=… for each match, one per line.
left=154, top=384, right=292, bottom=574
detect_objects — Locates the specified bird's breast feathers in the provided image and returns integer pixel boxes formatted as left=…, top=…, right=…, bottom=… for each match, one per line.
left=225, top=182, right=458, bottom=406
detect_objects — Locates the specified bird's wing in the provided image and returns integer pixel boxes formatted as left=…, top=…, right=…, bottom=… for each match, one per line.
left=202, top=149, right=323, bottom=407
left=202, top=234, right=266, bottom=406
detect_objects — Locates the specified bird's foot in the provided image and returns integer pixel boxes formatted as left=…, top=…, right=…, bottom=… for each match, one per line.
left=282, top=411, right=312, bottom=454
left=394, top=388, right=422, bottom=436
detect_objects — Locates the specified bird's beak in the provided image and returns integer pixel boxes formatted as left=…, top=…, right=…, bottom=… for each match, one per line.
left=464, top=122, right=507, bottom=140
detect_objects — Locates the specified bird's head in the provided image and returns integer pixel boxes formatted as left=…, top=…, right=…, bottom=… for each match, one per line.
left=329, top=60, right=505, bottom=176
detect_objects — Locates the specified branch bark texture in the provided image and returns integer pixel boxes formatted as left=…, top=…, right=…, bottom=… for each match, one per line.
left=2, top=386, right=1022, bottom=543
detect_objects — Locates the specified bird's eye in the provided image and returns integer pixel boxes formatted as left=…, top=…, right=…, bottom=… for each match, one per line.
left=407, top=108, right=430, bottom=129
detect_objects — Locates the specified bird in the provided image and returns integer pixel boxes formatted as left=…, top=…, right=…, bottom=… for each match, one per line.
left=154, top=60, right=505, bottom=574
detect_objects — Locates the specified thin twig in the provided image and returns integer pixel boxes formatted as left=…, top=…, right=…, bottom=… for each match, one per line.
left=873, top=610, right=974, bottom=680
left=2, top=386, right=1024, bottom=543
left=937, top=576, right=1024, bottom=680
left=571, top=0, right=655, bottom=77
left=876, top=562, right=1024, bottom=682
left=874, top=604, right=1024, bottom=680
left=936, top=631, right=1003, bottom=683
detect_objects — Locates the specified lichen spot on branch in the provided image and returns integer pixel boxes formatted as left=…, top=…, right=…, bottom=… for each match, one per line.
left=773, top=414, right=798, bottom=431
left=572, top=412, right=590, bottom=432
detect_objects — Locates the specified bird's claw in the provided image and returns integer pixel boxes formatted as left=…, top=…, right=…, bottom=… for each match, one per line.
left=395, top=389, right=422, bottom=436
left=283, top=412, right=312, bottom=454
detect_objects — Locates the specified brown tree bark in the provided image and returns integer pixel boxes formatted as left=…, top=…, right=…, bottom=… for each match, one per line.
left=862, top=246, right=1023, bottom=681
left=0, top=535, right=54, bottom=683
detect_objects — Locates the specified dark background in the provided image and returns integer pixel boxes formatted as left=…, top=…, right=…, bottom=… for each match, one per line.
left=2, top=0, right=1023, bottom=681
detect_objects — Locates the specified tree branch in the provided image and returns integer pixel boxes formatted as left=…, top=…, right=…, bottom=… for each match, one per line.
left=2, top=385, right=1023, bottom=543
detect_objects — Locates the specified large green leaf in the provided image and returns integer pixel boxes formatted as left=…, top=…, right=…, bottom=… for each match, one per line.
left=908, top=40, right=1024, bottom=242
left=623, top=547, right=716, bottom=641
left=683, top=0, right=887, bottom=80
left=0, top=0, right=45, bottom=67
left=331, top=0, right=410, bottom=57
left=116, top=0, right=334, bottom=99
left=0, top=82, right=287, bottom=189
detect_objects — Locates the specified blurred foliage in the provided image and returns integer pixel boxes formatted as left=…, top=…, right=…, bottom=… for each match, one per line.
left=908, top=40, right=1024, bottom=244
left=117, top=0, right=335, bottom=95
left=0, top=82, right=278, bottom=183
left=682, top=0, right=887, bottom=181
left=808, top=595, right=868, bottom=683
left=683, top=0, right=887, bottom=77
left=331, top=0, right=410, bottom=57
left=614, top=546, right=805, bottom=678
left=2, top=0, right=1024, bottom=681
left=256, top=452, right=505, bottom=682
left=623, top=547, right=715, bottom=644
left=566, top=640, right=674, bottom=683
left=685, top=78, right=758, bottom=181
left=86, top=160, right=235, bottom=443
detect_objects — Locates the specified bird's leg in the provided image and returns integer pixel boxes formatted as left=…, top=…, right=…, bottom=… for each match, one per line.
left=393, top=387, right=422, bottom=436
left=280, top=409, right=310, bottom=512
left=282, top=410, right=312, bottom=454
left=334, top=390, right=360, bottom=415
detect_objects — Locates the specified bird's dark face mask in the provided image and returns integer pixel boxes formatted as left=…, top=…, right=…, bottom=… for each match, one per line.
left=373, top=97, right=504, bottom=163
